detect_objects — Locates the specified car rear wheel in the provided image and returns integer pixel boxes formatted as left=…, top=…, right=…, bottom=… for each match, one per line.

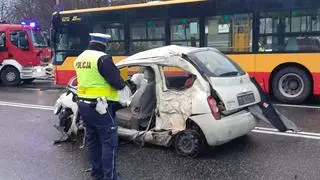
left=272, top=67, right=311, bottom=104
left=174, top=129, right=204, bottom=158
left=1, top=66, right=21, bottom=86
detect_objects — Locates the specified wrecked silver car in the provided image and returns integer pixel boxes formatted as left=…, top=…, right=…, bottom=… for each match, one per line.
left=54, top=45, right=297, bottom=157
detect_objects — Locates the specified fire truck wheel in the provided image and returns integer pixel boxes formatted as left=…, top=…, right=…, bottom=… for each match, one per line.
left=23, top=78, right=35, bottom=84
left=1, top=66, right=21, bottom=86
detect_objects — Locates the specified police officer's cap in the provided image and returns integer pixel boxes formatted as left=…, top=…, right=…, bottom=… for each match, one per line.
left=89, top=33, right=111, bottom=45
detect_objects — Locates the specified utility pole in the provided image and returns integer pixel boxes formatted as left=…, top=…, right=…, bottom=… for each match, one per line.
left=56, top=0, right=60, bottom=6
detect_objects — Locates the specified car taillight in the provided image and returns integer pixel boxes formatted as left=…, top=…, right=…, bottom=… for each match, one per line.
left=207, top=96, right=221, bottom=120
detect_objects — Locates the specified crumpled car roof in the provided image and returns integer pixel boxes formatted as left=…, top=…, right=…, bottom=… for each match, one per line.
left=116, top=45, right=204, bottom=66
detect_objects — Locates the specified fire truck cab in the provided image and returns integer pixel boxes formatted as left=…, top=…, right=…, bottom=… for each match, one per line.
left=0, top=23, right=52, bottom=86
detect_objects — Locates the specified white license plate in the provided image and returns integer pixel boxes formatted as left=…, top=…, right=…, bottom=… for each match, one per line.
left=237, top=93, right=255, bottom=106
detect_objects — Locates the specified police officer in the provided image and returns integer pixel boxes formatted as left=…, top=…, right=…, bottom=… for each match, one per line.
left=74, top=33, right=125, bottom=180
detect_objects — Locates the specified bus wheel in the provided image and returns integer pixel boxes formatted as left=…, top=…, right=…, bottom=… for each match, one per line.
left=272, top=67, right=311, bottom=104
left=1, top=66, right=21, bottom=86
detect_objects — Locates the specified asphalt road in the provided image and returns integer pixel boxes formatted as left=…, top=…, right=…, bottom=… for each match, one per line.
left=0, top=80, right=320, bottom=180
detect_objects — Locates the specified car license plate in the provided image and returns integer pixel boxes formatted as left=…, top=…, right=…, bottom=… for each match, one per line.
left=237, top=93, right=255, bottom=106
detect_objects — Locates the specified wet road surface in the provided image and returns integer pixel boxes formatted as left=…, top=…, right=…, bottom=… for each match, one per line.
left=0, top=81, right=320, bottom=180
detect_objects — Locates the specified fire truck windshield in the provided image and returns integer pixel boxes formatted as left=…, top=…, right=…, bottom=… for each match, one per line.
left=30, top=30, right=48, bottom=48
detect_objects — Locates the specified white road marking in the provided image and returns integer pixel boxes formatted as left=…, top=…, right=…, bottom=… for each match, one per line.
left=0, top=101, right=54, bottom=111
left=252, top=129, right=320, bottom=140
left=273, top=103, right=320, bottom=109
left=253, top=127, right=320, bottom=140
left=255, top=127, right=320, bottom=136
left=46, top=89, right=62, bottom=92
left=3, top=87, right=62, bottom=92
left=1, top=100, right=320, bottom=140
left=23, top=88, right=42, bottom=91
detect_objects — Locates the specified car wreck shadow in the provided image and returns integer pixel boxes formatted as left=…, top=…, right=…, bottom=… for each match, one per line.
left=117, top=134, right=257, bottom=160
left=201, top=135, right=256, bottom=159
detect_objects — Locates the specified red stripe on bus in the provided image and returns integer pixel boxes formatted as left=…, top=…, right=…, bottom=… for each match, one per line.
left=55, top=70, right=76, bottom=86
left=312, top=73, right=320, bottom=95
left=249, top=72, right=271, bottom=93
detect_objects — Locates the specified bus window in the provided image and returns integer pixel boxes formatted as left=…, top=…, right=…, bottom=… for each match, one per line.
left=205, top=14, right=252, bottom=52
left=93, top=22, right=125, bottom=55
left=55, top=25, right=89, bottom=52
left=130, top=20, right=165, bottom=54
left=170, top=18, right=199, bottom=47
left=258, top=9, right=320, bottom=52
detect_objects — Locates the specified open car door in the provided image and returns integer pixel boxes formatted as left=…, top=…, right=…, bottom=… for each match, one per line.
left=248, top=78, right=298, bottom=132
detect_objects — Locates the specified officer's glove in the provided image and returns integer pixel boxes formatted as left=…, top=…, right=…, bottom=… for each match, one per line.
left=95, top=97, right=108, bottom=115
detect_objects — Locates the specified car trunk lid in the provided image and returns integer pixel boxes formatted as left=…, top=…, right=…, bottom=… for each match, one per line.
left=208, top=74, right=261, bottom=111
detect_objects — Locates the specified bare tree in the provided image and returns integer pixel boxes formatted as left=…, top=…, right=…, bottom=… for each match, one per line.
left=8, top=0, right=167, bottom=30
left=0, top=0, right=16, bottom=23
left=10, top=0, right=56, bottom=30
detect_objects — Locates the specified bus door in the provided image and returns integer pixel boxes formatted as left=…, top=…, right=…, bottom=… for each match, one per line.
left=7, top=29, right=36, bottom=66
left=232, top=15, right=252, bottom=52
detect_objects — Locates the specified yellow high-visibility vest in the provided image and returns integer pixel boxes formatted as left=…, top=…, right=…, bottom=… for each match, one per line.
left=74, top=50, right=119, bottom=101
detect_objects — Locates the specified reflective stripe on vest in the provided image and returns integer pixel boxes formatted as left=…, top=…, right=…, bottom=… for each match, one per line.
left=74, top=50, right=119, bottom=101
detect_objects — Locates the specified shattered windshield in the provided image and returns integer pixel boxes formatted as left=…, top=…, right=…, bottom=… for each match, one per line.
left=30, top=30, right=48, bottom=48
left=188, top=50, right=245, bottom=77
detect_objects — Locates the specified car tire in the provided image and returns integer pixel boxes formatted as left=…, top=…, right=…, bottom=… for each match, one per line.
left=272, top=67, right=311, bottom=104
left=23, top=78, right=35, bottom=84
left=174, top=129, right=204, bottom=158
left=58, top=108, right=73, bottom=132
left=1, top=66, right=21, bottom=86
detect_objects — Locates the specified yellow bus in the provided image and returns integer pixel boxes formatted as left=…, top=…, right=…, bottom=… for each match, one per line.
left=51, top=0, right=320, bottom=104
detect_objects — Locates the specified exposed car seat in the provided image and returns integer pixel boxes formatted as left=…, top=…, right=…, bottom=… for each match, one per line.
left=115, top=67, right=156, bottom=130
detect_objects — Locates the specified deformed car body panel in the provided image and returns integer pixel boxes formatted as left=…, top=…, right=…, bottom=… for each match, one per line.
left=156, top=87, right=193, bottom=130
left=209, top=75, right=261, bottom=111
left=189, top=110, right=257, bottom=146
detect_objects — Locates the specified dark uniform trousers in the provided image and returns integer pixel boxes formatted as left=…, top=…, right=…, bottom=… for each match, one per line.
left=77, top=100, right=120, bottom=180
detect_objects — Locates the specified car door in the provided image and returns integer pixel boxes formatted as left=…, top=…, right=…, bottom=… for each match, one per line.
left=155, top=65, right=196, bottom=131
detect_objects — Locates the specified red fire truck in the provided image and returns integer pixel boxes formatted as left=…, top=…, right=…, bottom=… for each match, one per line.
left=0, top=22, right=52, bottom=86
